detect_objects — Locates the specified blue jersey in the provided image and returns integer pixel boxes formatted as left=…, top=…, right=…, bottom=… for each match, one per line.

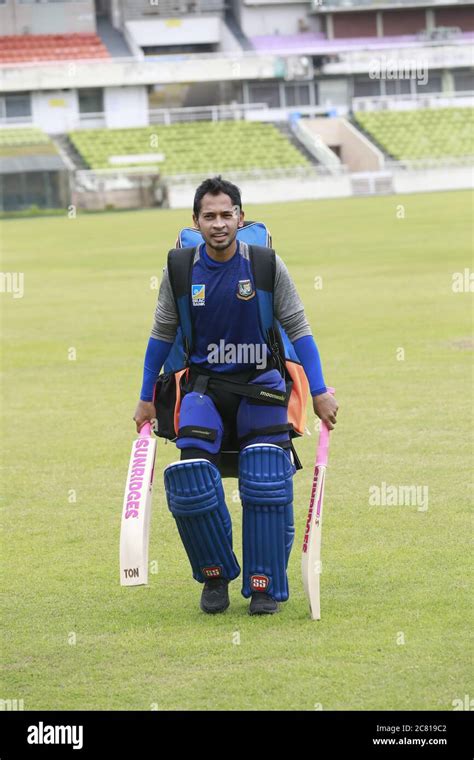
left=189, top=241, right=271, bottom=373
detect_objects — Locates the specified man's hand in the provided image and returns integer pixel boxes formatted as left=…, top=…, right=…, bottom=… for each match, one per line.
left=313, top=392, right=339, bottom=431
left=133, top=400, right=156, bottom=433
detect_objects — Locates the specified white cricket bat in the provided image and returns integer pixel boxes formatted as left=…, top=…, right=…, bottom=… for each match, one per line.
left=301, top=387, right=335, bottom=620
left=120, top=422, right=156, bottom=586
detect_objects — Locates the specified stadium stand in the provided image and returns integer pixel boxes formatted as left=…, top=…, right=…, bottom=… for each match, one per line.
left=354, top=108, right=474, bottom=160
left=0, top=127, right=69, bottom=211
left=68, top=122, right=311, bottom=174
left=0, top=34, right=109, bottom=64
left=0, top=127, right=55, bottom=155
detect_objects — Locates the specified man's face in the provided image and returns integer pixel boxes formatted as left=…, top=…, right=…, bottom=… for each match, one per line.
left=193, top=192, right=244, bottom=251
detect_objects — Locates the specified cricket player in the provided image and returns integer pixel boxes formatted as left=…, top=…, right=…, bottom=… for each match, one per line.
left=134, top=176, right=338, bottom=615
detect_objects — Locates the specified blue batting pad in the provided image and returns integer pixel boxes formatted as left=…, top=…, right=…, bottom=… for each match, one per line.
left=237, top=368, right=289, bottom=448
left=165, top=458, right=240, bottom=583
left=176, top=391, right=224, bottom=455
left=239, top=444, right=295, bottom=602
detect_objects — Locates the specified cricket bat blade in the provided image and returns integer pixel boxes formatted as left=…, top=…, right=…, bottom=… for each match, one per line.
left=301, top=387, right=335, bottom=620
left=120, top=422, right=156, bottom=586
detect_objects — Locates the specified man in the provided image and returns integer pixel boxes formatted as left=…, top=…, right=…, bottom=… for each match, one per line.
left=134, top=176, right=338, bottom=615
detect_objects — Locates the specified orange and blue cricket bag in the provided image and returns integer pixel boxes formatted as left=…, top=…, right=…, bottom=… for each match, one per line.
left=153, top=221, right=309, bottom=476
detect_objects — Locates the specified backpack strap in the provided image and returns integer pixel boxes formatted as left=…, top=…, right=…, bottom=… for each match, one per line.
left=249, top=244, right=286, bottom=377
left=167, top=246, right=196, bottom=365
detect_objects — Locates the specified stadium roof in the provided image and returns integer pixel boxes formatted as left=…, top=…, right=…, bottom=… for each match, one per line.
left=0, top=154, right=68, bottom=174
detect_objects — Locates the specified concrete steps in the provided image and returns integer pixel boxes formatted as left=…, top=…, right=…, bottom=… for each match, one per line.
left=52, top=134, right=89, bottom=170
left=96, top=17, right=132, bottom=58
left=275, top=121, right=321, bottom=167
left=224, top=9, right=253, bottom=51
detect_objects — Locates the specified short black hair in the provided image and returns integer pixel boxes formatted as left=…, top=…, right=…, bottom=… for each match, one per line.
left=193, top=176, right=242, bottom=218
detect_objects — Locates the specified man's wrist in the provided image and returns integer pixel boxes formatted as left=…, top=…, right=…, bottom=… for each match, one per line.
left=311, top=386, right=328, bottom=397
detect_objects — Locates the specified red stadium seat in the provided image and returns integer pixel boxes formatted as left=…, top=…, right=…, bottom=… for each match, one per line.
left=0, top=33, right=110, bottom=63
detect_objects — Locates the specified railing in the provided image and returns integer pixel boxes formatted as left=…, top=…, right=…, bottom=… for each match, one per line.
left=311, top=0, right=470, bottom=7
left=73, top=156, right=473, bottom=185
left=149, top=102, right=268, bottom=124
left=386, top=155, right=474, bottom=171
left=292, top=119, right=342, bottom=174
left=0, top=115, right=33, bottom=126
left=78, top=112, right=107, bottom=128
left=122, top=0, right=225, bottom=17
left=73, top=164, right=350, bottom=185
left=164, top=165, right=348, bottom=183
left=352, top=91, right=474, bottom=111
left=0, top=47, right=312, bottom=68
left=0, top=104, right=327, bottom=134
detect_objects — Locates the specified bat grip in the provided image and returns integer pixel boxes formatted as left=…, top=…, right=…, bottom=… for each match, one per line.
left=316, top=387, right=335, bottom=466
left=139, top=422, right=152, bottom=437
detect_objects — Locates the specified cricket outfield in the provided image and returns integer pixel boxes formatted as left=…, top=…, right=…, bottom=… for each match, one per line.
left=1, top=190, right=472, bottom=710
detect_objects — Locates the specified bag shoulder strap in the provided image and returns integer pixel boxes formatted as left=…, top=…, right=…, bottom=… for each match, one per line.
left=249, top=244, right=287, bottom=375
left=167, top=246, right=194, bottom=298
left=167, top=246, right=195, bottom=361
left=248, top=244, right=275, bottom=332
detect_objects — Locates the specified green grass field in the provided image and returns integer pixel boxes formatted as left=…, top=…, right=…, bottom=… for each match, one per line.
left=1, top=191, right=472, bottom=711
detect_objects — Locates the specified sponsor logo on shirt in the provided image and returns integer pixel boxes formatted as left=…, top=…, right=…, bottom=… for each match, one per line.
left=192, top=284, right=206, bottom=306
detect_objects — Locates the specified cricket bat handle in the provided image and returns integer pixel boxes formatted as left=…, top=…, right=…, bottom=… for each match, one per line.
left=139, top=421, right=152, bottom=437
left=316, top=387, right=335, bottom=467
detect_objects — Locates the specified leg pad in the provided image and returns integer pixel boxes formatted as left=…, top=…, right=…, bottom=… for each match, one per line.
left=239, top=444, right=294, bottom=602
left=165, top=458, right=240, bottom=583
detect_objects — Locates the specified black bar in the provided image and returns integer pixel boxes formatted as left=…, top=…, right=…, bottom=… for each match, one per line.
left=0, top=710, right=471, bottom=757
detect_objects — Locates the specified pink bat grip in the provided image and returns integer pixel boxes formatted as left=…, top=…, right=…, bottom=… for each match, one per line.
left=316, top=387, right=335, bottom=467
left=139, top=422, right=152, bottom=437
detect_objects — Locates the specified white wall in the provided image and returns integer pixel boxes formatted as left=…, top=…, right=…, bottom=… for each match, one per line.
left=126, top=17, right=221, bottom=46
left=167, top=174, right=353, bottom=208
left=31, top=90, right=79, bottom=134
left=104, top=86, right=149, bottom=129
left=29, top=87, right=149, bottom=133
left=239, top=4, right=318, bottom=37
left=392, top=166, right=474, bottom=194
left=318, top=79, right=350, bottom=111
left=0, top=55, right=281, bottom=93
left=166, top=167, right=473, bottom=208
left=0, top=0, right=96, bottom=35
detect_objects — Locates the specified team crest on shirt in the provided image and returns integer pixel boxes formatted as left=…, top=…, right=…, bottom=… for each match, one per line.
left=192, top=284, right=206, bottom=306
left=236, top=279, right=255, bottom=300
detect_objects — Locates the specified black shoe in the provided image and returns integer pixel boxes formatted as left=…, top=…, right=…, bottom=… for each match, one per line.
left=200, top=578, right=230, bottom=614
left=249, top=592, right=280, bottom=615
